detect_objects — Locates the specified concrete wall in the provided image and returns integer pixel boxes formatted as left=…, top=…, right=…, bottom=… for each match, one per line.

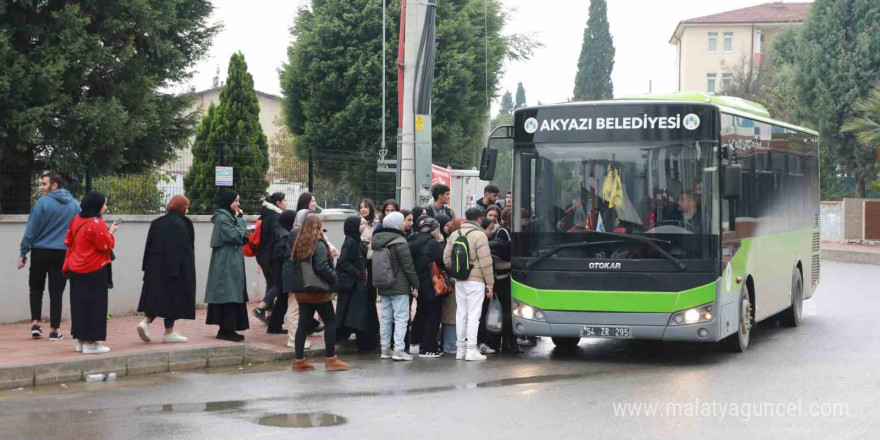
left=820, top=201, right=842, bottom=242
left=0, top=214, right=349, bottom=324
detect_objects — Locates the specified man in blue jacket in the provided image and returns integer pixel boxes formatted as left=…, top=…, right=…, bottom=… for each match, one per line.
left=18, top=173, right=81, bottom=340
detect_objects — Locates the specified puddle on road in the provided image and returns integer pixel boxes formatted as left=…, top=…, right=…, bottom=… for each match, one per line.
left=257, top=413, right=347, bottom=428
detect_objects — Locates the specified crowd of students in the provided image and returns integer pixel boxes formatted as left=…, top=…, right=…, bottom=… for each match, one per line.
left=19, top=172, right=522, bottom=371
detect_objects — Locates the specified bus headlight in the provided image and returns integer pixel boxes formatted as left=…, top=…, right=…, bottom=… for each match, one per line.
left=513, top=301, right=546, bottom=322
left=669, top=304, right=714, bottom=326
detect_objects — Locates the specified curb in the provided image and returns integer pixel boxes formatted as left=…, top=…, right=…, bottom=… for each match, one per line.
left=821, top=249, right=880, bottom=266
left=0, top=342, right=352, bottom=390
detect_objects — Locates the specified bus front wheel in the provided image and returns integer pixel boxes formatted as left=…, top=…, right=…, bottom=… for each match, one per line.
left=551, top=337, right=581, bottom=350
left=722, top=285, right=753, bottom=353
left=778, top=268, right=803, bottom=327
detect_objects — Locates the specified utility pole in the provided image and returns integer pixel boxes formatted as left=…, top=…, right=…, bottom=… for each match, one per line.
left=399, top=0, right=436, bottom=209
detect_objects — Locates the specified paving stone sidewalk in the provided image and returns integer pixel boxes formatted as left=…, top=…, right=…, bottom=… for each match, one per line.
left=821, top=242, right=880, bottom=266
left=1, top=305, right=337, bottom=390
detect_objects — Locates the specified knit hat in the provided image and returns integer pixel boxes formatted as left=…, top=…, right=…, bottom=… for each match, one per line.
left=417, top=216, right=439, bottom=233
left=383, top=211, right=405, bottom=231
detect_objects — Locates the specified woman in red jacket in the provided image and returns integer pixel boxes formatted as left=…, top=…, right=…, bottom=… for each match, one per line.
left=63, top=192, right=117, bottom=354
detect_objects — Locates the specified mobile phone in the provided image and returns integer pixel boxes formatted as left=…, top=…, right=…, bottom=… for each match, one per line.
left=112, top=218, right=123, bottom=226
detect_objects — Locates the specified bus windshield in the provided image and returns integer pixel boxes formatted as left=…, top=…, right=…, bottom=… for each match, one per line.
left=514, top=141, right=719, bottom=265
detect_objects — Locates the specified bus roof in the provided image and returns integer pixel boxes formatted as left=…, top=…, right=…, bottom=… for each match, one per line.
left=618, top=92, right=819, bottom=136
left=518, top=92, right=818, bottom=136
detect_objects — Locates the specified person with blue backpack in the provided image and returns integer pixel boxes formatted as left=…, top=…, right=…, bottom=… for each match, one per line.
left=443, top=208, right=495, bottom=361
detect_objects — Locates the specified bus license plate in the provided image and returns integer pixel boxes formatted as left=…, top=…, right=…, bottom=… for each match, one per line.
left=581, top=326, right=631, bottom=338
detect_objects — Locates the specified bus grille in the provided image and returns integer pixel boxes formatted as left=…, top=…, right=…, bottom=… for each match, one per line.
left=811, top=254, right=820, bottom=287
left=812, top=232, right=820, bottom=253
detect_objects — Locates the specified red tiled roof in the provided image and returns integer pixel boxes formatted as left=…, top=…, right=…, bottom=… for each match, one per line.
left=682, top=2, right=812, bottom=24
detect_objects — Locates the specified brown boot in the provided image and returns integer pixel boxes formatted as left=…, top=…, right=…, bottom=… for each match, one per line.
left=292, top=358, right=314, bottom=371
left=324, top=355, right=349, bottom=371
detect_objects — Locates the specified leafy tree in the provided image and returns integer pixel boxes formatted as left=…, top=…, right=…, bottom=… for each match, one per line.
left=281, top=0, right=535, bottom=201
left=793, top=0, right=880, bottom=197
left=0, top=1, right=218, bottom=213
left=572, top=0, right=614, bottom=101
left=185, top=53, right=269, bottom=214
left=499, top=91, right=514, bottom=115
left=94, top=171, right=169, bottom=215
left=515, top=82, right=527, bottom=108
left=842, top=81, right=880, bottom=192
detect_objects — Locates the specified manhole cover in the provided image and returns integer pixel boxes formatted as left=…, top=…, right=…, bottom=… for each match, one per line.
left=257, top=413, right=347, bottom=428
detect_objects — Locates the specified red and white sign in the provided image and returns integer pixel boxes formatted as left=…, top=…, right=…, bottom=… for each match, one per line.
left=431, top=165, right=451, bottom=187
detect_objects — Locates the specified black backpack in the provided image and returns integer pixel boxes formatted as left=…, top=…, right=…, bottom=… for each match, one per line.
left=450, top=230, right=476, bottom=280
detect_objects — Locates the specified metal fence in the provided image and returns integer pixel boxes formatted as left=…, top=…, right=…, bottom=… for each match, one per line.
left=0, top=145, right=398, bottom=215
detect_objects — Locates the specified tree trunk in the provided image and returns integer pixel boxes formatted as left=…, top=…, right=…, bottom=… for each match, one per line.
left=856, top=178, right=866, bottom=198
left=0, top=141, right=36, bottom=214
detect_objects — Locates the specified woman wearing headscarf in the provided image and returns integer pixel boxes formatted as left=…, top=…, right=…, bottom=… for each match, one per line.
left=335, top=216, right=378, bottom=353
left=266, top=209, right=296, bottom=334
left=136, top=195, right=195, bottom=344
left=281, top=210, right=320, bottom=349
left=408, top=217, right=448, bottom=358
left=205, top=190, right=250, bottom=342
left=63, top=191, right=116, bottom=354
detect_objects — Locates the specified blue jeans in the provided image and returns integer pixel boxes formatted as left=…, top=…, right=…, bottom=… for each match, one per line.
left=380, top=294, right=410, bottom=351
left=442, top=324, right=457, bottom=352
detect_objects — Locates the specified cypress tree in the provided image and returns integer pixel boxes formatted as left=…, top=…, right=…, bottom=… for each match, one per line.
left=793, top=0, right=880, bottom=197
left=500, top=91, right=514, bottom=115
left=572, top=0, right=615, bottom=101
left=515, top=83, right=527, bottom=108
left=185, top=52, right=269, bottom=213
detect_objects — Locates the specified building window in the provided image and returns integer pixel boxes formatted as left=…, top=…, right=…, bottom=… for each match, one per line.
left=724, top=32, right=733, bottom=52
left=754, top=30, right=762, bottom=53
left=708, top=32, right=717, bottom=52
left=707, top=73, right=717, bottom=94
left=721, top=73, right=732, bottom=92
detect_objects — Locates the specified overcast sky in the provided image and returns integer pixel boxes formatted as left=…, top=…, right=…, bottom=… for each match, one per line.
left=186, top=0, right=807, bottom=111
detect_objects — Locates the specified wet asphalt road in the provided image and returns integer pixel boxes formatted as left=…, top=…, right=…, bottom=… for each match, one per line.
left=1, top=261, right=878, bottom=440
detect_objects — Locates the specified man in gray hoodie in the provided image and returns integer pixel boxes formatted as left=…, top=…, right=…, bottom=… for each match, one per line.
left=371, top=212, right=420, bottom=361
left=18, top=173, right=81, bottom=340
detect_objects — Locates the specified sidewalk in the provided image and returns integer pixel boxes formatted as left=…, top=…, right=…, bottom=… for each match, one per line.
left=1, top=305, right=340, bottom=390
left=821, top=242, right=880, bottom=266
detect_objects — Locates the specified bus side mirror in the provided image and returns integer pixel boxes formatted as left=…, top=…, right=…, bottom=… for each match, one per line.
left=479, top=148, right=498, bottom=181
left=723, top=164, right=742, bottom=200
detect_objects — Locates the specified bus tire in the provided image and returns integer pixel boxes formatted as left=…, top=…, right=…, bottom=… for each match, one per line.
left=778, top=268, right=803, bottom=327
left=722, top=284, right=753, bottom=353
left=551, top=337, right=580, bottom=350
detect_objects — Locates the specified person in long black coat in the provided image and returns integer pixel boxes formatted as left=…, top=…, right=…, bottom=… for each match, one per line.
left=408, top=216, right=447, bottom=357
left=267, top=210, right=296, bottom=333
left=136, top=195, right=196, bottom=343
left=335, top=216, right=378, bottom=353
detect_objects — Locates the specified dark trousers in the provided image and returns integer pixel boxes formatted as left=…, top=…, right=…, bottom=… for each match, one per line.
left=146, top=315, right=175, bottom=329
left=267, top=260, right=287, bottom=332
left=258, top=256, right=278, bottom=306
left=28, top=249, right=67, bottom=328
left=418, top=296, right=442, bottom=353
left=495, top=276, right=516, bottom=350
left=295, top=301, right=336, bottom=359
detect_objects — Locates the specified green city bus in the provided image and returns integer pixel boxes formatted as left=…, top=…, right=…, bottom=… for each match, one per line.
left=479, top=93, right=820, bottom=352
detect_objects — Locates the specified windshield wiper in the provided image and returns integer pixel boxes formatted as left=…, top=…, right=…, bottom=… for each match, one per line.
left=524, top=240, right=624, bottom=273
left=584, top=231, right=686, bottom=272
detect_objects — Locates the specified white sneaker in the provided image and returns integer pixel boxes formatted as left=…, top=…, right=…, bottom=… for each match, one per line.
left=381, top=346, right=393, bottom=359
left=408, top=344, right=420, bottom=355
left=478, top=343, right=496, bottom=355
left=286, top=340, right=312, bottom=349
left=392, top=350, right=414, bottom=361
left=163, top=332, right=187, bottom=343
left=74, top=341, right=83, bottom=352
left=456, top=343, right=466, bottom=360
left=466, top=346, right=487, bottom=361
left=82, top=343, right=110, bottom=354
left=137, top=319, right=151, bottom=342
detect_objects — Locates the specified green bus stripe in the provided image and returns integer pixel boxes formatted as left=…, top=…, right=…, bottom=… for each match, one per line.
left=511, top=279, right=717, bottom=313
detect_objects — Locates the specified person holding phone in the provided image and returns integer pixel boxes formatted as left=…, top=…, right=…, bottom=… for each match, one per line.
left=205, top=190, right=250, bottom=342
left=63, top=191, right=116, bottom=354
